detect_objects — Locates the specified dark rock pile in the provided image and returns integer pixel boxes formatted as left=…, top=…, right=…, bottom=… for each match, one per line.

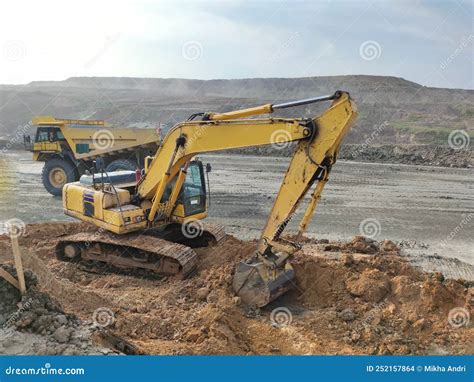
left=0, top=264, right=115, bottom=355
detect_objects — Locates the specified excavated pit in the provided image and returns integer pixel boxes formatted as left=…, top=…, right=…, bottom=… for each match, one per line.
left=0, top=222, right=472, bottom=355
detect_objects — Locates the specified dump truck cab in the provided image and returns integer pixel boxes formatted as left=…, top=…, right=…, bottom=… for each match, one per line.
left=24, top=116, right=160, bottom=196
left=24, top=125, right=67, bottom=159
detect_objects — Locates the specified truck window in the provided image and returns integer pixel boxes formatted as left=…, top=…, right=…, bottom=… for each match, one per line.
left=36, top=130, right=50, bottom=142
left=35, top=126, right=64, bottom=142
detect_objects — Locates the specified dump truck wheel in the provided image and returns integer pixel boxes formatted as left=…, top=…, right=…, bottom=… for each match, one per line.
left=42, top=158, right=78, bottom=196
left=106, top=159, right=136, bottom=172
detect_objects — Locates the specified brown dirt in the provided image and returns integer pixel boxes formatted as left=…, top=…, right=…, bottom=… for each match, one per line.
left=0, top=222, right=472, bottom=355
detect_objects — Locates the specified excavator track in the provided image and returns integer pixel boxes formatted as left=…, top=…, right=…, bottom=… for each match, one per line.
left=149, top=222, right=227, bottom=248
left=55, top=231, right=198, bottom=278
left=55, top=223, right=226, bottom=278
left=201, top=223, right=226, bottom=244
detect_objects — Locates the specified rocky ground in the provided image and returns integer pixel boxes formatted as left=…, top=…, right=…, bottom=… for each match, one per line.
left=0, top=264, right=121, bottom=355
left=226, top=144, right=473, bottom=168
left=0, top=222, right=472, bottom=355
left=340, top=145, right=472, bottom=168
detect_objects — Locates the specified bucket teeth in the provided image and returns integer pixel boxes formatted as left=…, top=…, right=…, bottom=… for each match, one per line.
left=232, top=256, right=295, bottom=307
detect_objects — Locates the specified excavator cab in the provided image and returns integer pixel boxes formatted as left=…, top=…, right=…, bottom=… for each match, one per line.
left=162, top=160, right=207, bottom=217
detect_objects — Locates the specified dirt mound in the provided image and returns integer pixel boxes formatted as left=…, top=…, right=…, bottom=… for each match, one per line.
left=1, top=222, right=472, bottom=355
left=318, top=235, right=400, bottom=255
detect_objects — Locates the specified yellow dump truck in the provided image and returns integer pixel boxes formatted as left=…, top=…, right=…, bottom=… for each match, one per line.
left=23, top=116, right=161, bottom=196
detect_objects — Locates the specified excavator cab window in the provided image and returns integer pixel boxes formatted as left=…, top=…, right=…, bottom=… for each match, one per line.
left=161, top=160, right=207, bottom=216
left=181, top=161, right=206, bottom=216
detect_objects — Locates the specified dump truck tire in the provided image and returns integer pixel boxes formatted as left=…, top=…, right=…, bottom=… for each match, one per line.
left=106, top=159, right=136, bottom=172
left=42, top=158, right=78, bottom=196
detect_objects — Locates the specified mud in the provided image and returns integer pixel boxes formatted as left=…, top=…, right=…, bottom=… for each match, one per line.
left=0, top=222, right=472, bottom=355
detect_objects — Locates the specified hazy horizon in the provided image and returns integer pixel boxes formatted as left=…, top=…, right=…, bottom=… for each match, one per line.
left=1, top=73, right=473, bottom=92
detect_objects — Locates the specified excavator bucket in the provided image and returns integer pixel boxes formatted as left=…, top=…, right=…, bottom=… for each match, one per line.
left=232, top=257, right=295, bottom=307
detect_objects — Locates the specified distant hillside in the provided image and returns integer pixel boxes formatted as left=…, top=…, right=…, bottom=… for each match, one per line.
left=0, top=75, right=473, bottom=146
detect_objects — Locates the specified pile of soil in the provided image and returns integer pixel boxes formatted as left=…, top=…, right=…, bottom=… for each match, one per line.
left=0, top=264, right=116, bottom=355
left=0, top=222, right=472, bottom=355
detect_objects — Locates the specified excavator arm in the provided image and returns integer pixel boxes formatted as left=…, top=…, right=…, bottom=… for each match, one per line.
left=132, top=91, right=356, bottom=306
left=234, top=92, right=357, bottom=305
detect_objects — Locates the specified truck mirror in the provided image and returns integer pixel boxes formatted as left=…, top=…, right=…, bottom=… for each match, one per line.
left=206, top=163, right=212, bottom=173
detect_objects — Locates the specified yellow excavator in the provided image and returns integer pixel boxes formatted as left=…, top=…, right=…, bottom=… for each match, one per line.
left=56, top=90, right=357, bottom=307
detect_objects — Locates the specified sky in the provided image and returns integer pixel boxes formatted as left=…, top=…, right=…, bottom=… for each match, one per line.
left=0, top=0, right=472, bottom=89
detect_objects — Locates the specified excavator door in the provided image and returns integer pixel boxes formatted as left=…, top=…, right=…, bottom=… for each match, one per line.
left=162, top=160, right=208, bottom=219
left=181, top=161, right=207, bottom=216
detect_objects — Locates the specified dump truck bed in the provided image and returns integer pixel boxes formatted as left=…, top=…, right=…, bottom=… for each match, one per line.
left=31, top=116, right=161, bottom=161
